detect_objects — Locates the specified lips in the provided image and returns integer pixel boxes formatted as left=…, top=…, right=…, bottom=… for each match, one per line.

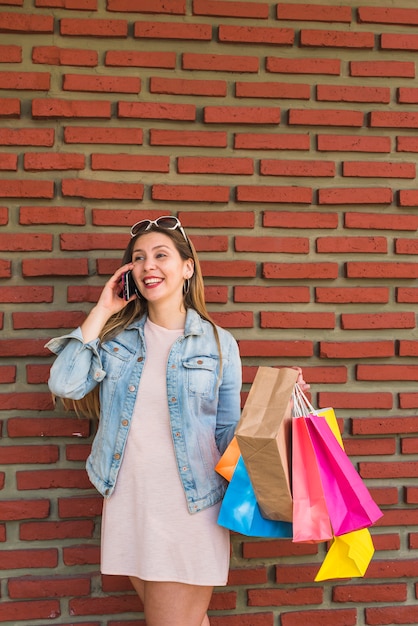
left=143, top=277, right=163, bottom=287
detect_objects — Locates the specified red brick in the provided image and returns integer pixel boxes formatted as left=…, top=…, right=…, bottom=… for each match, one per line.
left=248, top=587, right=322, bottom=607
left=399, top=394, right=418, bottom=409
left=32, top=98, right=111, bottom=118
left=237, top=186, right=312, bottom=203
left=316, top=287, right=389, bottom=304
left=60, top=17, right=128, bottom=37
left=398, top=87, right=418, bottom=104
left=64, top=126, right=142, bottom=144
left=345, top=212, right=418, bottom=230
left=150, top=129, right=227, bottom=147
left=0, top=97, right=20, bottom=118
left=7, top=417, right=90, bottom=438
left=260, top=159, right=335, bottom=177
left=343, top=160, right=415, bottom=178
left=0, top=44, right=22, bottom=63
left=58, top=496, right=103, bottom=518
left=8, top=574, right=91, bottom=599
left=342, top=312, right=415, bottom=330
left=366, top=606, right=418, bottom=625
left=261, top=311, right=335, bottom=329
left=69, top=593, right=142, bottom=615
left=92, top=153, right=169, bottom=172
left=16, top=469, right=92, bottom=490
left=0, top=548, right=58, bottom=569
left=210, top=311, right=253, bottom=328
left=238, top=340, right=313, bottom=358
left=200, top=260, right=256, bottom=277
left=0, top=500, right=49, bottom=521
left=204, top=105, right=280, bottom=125
left=105, top=50, right=176, bottom=68
left=316, top=236, right=387, bottom=254
left=267, top=56, right=340, bottom=75
left=26, top=364, right=52, bottom=384
left=22, top=258, right=88, bottom=277
left=193, top=0, right=269, bottom=19
left=350, top=60, right=415, bottom=78
left=318, top=391, right=392, bottom=409
left=134, top=21, right=211, bottom=40
left=353, top=417, right=418, bottom=437
left=317, top=134, right=390, bottom=152
left=320, top=341, right=394, bottom=359
left=13, top=310, right=85, bottom=329
left=107, top=0, right=185, bottom=12
left=358, top=364, right=418, bottom=381
left=36, top=0, right=97, bottom=7
left=301, top=29, right=374, bottom=49
left=396, top=239, right=418, bottom=255
left=319, top=187, right=392, bottom=204
left=236, top=81, right=309, bottom=100
left=0, top=286, right=53, bottom=303
left=0, top=71, right=50, bottom=90
left=234, top=286, right=309, bottom=303
left=397, top=287, right=418, bottom=303
left=20, top=520, right=94, bottom=541
left=0, top=128, right=54, bottom=145
left=150, top=77, right=226, bottom=97
left=60, top=233, right=127, bottom=251
left=20, top=205, right=85, bottom=225
left=0, top=445, right=58, bottom=464
left=289, top=108, right=363, bottom=127
left=278, top=3, right=351, bottom=22
left=0, top=392, right=53, bottom=410
left=0, top=179, right=54, bottom=198
left=347, top=262, right=418, bottom=279
left=0, top=365, right=16, bottom=383
left=381, top=33, right=418, bottom=52
left=358, top=6, right=418, bottom=26
left=263, top=262, right=338, bottom=280
left=372, top=111, right=418, bottom=128
left=179, top=211, right=254, bottom=228
left=24, top=152, right=85, bottom=171
left=152, top=184, right=229, bottom=203
left=63, top=73, right=140, bottom=94
left=0, top=152, right=17, bottom=170
left=0, top=600, right=60, bottom=622
left=218, top=25, right=294, bottom=45
left=182, top=52, right=259, bottom=73
left=178, top=156, right=253, bottom=175
left=333, top=583, right=407, bottom=603
left=0, top=12, right=54, bottom=33
left=118, top=100, right=195, bottom=121
left=235, top=236, right=308, bottom=254
left=32, top=45, right=98, bottom=66
left=235, top=132, right=310, bottom=150
left=63, top=544, right=100, bottom=566
left=0, top=233, right=52, bottom=251
left=317, top=84, right=390, bottom=103
left=264, top=211, right=338, bottom=229
left=62, top=178, right=144, bottom=200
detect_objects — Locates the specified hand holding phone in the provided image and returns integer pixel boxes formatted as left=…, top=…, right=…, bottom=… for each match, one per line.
left=122, top=270, right=138, bottom=301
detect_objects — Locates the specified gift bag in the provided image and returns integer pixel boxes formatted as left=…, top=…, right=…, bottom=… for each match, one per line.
left=314, top=528, right=375, bottom=581
left=292, top=414, right=333, bottom=543
left=215, top=436, right=240, bottom=482
left=306, top=412, right=383, bottom=536
left=235, top=366, right=299, bottom=522
left=217, top=456, right=293, bottom=538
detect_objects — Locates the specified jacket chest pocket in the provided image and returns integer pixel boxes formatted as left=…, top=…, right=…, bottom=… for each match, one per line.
left=183, top=356, right=217, bottom=398
left=101, top=340, right=137, bottom=380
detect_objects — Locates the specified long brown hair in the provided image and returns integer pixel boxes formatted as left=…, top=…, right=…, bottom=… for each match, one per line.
left=61, top=224, right=221, bottom=419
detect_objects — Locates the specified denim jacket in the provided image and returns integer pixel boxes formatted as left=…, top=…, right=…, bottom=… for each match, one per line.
left=46, top=309, right=242, bottom=513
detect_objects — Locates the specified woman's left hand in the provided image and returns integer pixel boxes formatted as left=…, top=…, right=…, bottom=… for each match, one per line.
left=291, top=366, right=310, bottom=393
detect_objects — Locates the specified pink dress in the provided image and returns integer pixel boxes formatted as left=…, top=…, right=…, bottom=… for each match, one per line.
left=101, top=319, right=230, bottom=585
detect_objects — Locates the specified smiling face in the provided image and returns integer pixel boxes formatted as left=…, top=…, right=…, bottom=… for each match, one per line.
left=130, top=231, right=194, bottom=313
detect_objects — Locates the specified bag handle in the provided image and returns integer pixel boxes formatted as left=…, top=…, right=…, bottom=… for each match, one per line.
left=292, top=382, right=315, bottom=417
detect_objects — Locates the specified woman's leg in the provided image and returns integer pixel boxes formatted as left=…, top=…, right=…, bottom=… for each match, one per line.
left=130, top=577, right=213, bottom=626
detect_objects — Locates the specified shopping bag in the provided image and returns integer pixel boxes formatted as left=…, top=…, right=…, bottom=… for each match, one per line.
left=292, top=415, right=333, bottom=543
left=217, top=456, right=293, bottom=538
left=215, top=436, right=240, bottom=482
left=235, top=366, right=299, bottom=522
left=306, top=412, right=383, bottom=536
left=314, top=528, right=375, bottom=581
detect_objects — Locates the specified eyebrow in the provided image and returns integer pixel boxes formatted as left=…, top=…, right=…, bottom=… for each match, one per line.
left=133, top=244, right=172, bottom=254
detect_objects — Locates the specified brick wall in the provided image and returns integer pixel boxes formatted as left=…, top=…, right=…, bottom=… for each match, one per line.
left=1, top=0, right=418, bottom=624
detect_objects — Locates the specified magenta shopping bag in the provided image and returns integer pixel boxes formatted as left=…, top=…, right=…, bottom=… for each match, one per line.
left=305, top=413, right=383, bottom=536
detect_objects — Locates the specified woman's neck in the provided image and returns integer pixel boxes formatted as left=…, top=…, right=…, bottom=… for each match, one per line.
left=147, top=303, right=186, bottom=330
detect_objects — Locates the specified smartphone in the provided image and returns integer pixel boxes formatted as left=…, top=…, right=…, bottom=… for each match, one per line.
left=122, top=270, right=138, bottom=301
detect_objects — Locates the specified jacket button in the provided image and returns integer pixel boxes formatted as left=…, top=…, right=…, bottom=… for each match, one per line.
left=129, top=385, right=135, bottom=392
left=171, top=397, right=176, bottom=402
left=137, top=357, right=143, bottom=362
left=197, top=359, right=203, bottom=364
left=122, top=419, right=128, bottom=426
left=113, top=347, right=119, bottom=352
left=114, top=453, right=120, bottom=460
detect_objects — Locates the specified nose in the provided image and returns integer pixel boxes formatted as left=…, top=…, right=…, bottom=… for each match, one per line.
left=143, top=255, right=156, bottom=272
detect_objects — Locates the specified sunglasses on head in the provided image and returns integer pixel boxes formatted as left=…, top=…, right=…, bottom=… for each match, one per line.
left=130, top=216, right=189, bottom=244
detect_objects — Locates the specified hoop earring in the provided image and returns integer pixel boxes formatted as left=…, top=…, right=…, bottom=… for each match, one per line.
left=183, top=278, right=190, bottom=296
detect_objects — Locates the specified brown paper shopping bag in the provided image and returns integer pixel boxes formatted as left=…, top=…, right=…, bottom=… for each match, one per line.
left=235, top=366, right=298, bottom=522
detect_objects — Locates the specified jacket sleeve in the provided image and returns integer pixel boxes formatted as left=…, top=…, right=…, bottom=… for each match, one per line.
left=45, top=327, right=106, bottom=400
left=215, top=331, right=242, bottom=455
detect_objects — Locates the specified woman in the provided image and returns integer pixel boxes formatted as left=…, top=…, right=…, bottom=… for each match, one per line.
left=46, top=215, right=308, bottom=626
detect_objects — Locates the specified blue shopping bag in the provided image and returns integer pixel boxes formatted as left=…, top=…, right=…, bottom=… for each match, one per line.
left=218, top=456, right=293, bottom=538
